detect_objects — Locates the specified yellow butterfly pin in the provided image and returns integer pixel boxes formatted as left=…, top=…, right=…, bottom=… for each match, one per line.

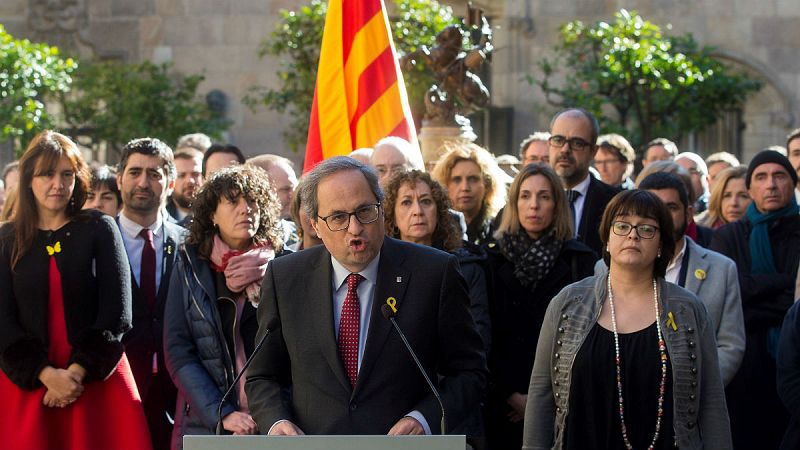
left=666, top=311, right=678, bottom=331
left=46, top=241, right=62, bottom=256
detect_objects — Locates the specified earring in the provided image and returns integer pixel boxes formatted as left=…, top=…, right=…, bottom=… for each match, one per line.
left=69, top=196, right=75, bottom=209
left=657, top=249, right=661, bottom=258
left=606, top=244, right=609, bottom=253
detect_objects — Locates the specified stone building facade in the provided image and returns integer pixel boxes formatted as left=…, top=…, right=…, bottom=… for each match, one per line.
left=1, top=0, right=797, bottom=166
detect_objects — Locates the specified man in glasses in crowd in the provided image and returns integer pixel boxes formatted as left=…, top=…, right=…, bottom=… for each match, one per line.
left=245, top=157, right=486, bottom=437
left=548, top=108, right=620, bottom=257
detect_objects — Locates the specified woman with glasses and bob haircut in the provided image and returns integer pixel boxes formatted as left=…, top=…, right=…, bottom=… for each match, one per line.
left=523, top=190, right=731, bottom=450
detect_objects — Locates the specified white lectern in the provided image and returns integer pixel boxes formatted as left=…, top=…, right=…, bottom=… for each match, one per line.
left=184, top=435, right=465, bottom=450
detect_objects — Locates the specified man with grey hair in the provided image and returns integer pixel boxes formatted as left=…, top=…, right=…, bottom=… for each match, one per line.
left=519, top=131, right=551, bottom=166
left=369, top=136, right=423, bottom=187
left=246, top=156, right=486, bottom=436
left=705, top=151, right=740, bottom=192
left=675, top=152, right=710, bottom=213
left=642, top=137, right=679, bottom=167
left=176, top=132, right=212, bottom=153
left=246, top=154, right=299, bottom=220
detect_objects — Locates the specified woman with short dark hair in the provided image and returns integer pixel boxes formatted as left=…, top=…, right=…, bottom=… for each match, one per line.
left=164, top=165, right=285, bottom=449
left=523, top=190, right=731, bottom=450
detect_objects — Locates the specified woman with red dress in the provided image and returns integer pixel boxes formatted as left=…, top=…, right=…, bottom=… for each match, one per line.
left=0, top=130, right=152, bottom=450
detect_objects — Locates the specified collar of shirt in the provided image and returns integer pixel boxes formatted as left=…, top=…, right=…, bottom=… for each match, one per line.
left=331, top=251, right=381, bottom=292
left=665, top=238, right=687, bottom=284
left=572, top=173, right=591, bottom=198
left=118, top=211, right=163, bottom=240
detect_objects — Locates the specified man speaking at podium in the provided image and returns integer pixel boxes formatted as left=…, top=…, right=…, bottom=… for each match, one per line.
left=245, top=157, right=486, bottom=436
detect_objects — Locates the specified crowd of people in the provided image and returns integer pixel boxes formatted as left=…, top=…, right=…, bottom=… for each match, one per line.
left=1, top=109, right=800, bottom=450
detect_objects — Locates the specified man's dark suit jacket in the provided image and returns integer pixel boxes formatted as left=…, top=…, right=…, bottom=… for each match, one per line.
left=119, top=218, right=185, bottom=399
left=576, top=176, right=621, bottom=257
left=245, top=237, right=487, bottom=435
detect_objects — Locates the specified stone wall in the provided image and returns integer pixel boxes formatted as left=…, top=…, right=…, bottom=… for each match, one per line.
left=1, top=0, right=797, bottom=165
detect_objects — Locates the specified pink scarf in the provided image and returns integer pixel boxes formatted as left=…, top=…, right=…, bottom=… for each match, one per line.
left=209, top=234, right=275, bottom=305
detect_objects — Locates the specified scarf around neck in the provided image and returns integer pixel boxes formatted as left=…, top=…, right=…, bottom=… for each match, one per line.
left=499, top=229, right=563, bottom=289
left=209, top=234, right=275, bottom=305
left=745, top=198, right=799, bottom=274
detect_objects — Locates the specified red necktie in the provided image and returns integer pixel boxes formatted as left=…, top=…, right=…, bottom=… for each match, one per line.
left=139, top=228, right=156, bottom=311
left=339, top=273, right=364, bottom=387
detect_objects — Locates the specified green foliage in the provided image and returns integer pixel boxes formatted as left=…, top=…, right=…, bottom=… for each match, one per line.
left=61, top=60, right=229, bottom=155
left=244, top=0, right=458, bottom=152
left=530, top=9, right=762, bottom=149
left=0, top=24, right=76, bottom=152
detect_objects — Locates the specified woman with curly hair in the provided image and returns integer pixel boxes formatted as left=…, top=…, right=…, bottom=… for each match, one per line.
left=0, top=130, right=151, bottom=450
left=163, top=165, right=286, bottom=449
left=431, top=142, right=506, bottom=245
left=383, top=169, right=491, bottom=445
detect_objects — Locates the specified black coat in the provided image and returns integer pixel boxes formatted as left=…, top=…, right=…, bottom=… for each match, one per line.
left=576, top=176, right=620, bottom=257
left=0, top=211, right=132, bottom=389
left=710, top=214, right=800, bottom=450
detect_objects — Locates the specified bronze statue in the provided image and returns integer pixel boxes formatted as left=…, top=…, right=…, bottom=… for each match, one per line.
left=401, top=7, right=493, bottom=127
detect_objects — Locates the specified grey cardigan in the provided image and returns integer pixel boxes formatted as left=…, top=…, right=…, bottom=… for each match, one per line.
left=522, top=268, right=732, bottom=450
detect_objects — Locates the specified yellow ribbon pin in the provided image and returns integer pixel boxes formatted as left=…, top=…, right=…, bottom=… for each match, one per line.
left=666, top=312, right=677, bottom=331
left=46, top=241, right=62, bottom=256
left=694, top=269, right=706, bottom=280
left=386, top=297, right=398, bottom=314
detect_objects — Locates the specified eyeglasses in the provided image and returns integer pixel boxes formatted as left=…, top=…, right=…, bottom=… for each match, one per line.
left=611, top=221, right=659, bottom=239
left=548, top=135, right=592, bottom=152
left=318, top=203, right=381, bottom=231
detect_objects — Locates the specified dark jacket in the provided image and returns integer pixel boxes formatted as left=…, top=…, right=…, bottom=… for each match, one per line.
left=778, top=301, right=800, bottom=450
left=451, top=242, right=491, bottom=354
left=710, top=214, right=800, bottom=449
left=164, top=242, right=290, bottom=448
left=0, top=211, right=132, bottom=389
left=119, top=217, right=185, bottom=400
left=576, top=176, right=620, bottom=257
left=484, top=238, right=596, bottom=400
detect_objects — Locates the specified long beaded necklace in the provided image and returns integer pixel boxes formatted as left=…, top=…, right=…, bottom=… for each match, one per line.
left=606, top=275, right=668, bottom=450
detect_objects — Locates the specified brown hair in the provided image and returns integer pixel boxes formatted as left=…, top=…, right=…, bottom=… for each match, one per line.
left=494, top=163, right=572, bottom=241
left=187, top=164, right=283, bottom=258
left=599, top=190, right=675, bottom=278
left=11, top=130, right=90, bottom=268
left=383, top=171, right=462, bottom=252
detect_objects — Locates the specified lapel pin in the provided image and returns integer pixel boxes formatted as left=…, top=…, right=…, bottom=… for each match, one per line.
left=666, top=311, right=678, bottom=331
left=386, top=297, right=398, bottom=313
left=694, top=269, right=706, bottom=280
left=396, top=276, right=402, bottom=283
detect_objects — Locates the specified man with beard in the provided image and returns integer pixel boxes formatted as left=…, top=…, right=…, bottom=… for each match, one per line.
left=547, top=108, right=619, bottom=256
left=117, top=138, right=186, bottom=450
left=166, top=147, right=204, bottom=226
left=638, top=172, right=745, bottom=386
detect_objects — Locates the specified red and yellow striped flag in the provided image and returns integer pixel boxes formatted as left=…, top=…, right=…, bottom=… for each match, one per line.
left=303, top=0, right=420, bottom=173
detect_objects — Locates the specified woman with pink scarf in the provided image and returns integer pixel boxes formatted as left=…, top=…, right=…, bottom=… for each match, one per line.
left=163, top=165, right=286, bottom=449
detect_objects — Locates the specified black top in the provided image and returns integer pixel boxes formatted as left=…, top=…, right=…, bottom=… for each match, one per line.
left=0, top=211, right=132, bottom=389
left=565, top=322, right=675, bottom=450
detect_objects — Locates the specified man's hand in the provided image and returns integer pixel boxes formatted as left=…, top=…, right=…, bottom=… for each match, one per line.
left=222, top=411, right=259, bottom=435
left=387, top=417, right=424, bottom=435
left=38, top=366, right=83, bottom=407
left=268, top=420, right=305, bottom=436
left=506, top=392, right=527, bottom=423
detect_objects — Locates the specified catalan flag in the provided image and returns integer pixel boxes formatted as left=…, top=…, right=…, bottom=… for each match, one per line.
left=303, top=0, right=420, bottom=173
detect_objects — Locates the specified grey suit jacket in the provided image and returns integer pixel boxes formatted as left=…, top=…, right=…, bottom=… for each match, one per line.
left=245, top=237, right=487, bottom=435
left=593, top=237, right=745, bottom=386
left=681, top=237, right=745, bottom=386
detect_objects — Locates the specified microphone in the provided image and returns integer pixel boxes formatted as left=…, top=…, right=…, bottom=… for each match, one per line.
left=381, top=299, right=447, bottom=435
left=216, top=317, right=279, bottom=435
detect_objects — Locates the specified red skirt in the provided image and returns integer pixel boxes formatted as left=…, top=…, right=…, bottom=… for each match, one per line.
left=0, top=256, right=153, bottom=450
